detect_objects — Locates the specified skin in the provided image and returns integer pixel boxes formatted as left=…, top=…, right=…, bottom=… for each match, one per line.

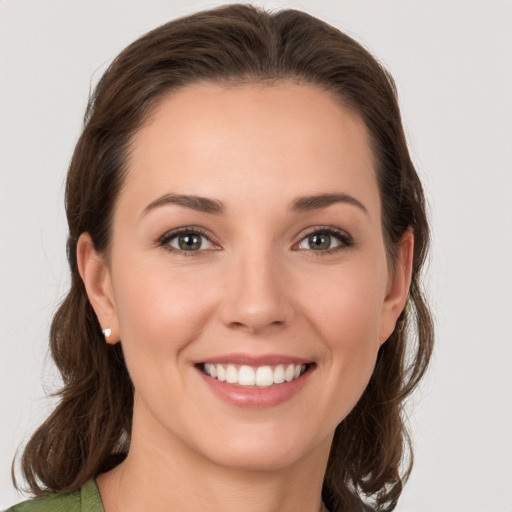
left=78, top=82, right=413, bottom=512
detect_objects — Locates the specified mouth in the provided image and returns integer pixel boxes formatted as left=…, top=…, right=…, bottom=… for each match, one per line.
left=196, top=362, right=314, bottom=388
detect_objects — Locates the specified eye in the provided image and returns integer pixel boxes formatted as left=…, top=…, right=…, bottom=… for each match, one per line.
left=295, top=228, right=353, bottom=253
left=170, top=233, right=206, bottom=251
left=160, top=228, right=218, bottom=253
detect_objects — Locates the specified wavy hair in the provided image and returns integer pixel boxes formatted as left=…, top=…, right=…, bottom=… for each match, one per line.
left=15, top=5, right=433, bottom=511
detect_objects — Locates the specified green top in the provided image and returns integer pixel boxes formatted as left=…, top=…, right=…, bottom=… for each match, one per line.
left=4, top=480, right=104, bottom=512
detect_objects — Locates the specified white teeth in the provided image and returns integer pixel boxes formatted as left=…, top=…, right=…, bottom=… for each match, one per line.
left=204, top=363, right=216, bottom=377
left=273, top=364, right=285, bottom=384
left=216, top=365, right=226, bottom=382
left=202, top=363, right=307, bottom=387
left=256, top=366, right=274, bottom=387
left=238, top=365, right=255, bottom=386
left=284, top=364, right=295, bottom=382
left=226, top=364, right=238, bottom=384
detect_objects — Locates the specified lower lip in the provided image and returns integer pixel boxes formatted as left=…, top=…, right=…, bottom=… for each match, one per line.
left=197, top=367, right=313, bottom=409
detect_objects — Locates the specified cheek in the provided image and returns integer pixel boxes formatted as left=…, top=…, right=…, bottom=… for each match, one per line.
left=302, top=260, right=386, bottom=349
left=111, top=259, right=219, bottom=369
left=298, top=261, right=386, bottom=415
left=319, top=288, right=381, bottom=374
left=110, top=262, right=222, bottom=431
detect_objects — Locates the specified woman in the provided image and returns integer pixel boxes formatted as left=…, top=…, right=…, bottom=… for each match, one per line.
left=8, top=4, right=433, bottom=511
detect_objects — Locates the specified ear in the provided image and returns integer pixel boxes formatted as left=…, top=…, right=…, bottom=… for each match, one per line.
left=378, top=229, right=414, bottom=345
left=76, top=233, right=120, bottom=345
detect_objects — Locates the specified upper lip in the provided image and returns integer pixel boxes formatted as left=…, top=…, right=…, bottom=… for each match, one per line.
left=195, top=353, right=313, bottom=366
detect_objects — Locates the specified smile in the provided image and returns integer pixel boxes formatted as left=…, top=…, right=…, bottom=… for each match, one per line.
left=200, top=363, right=309, bottom=387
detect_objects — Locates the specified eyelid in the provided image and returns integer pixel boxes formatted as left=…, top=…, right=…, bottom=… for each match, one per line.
left=158, top=226, right=220, bottom=253
left=293, top=225, right=354, bottom=252
left=157, top=224, right=354, bottom=255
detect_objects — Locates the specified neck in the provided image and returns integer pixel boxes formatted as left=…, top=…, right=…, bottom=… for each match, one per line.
left=97, top=398, right=332, bottom=512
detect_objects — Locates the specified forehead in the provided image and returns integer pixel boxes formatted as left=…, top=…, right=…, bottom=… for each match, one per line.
left=121, top=82, right=380, bottom=218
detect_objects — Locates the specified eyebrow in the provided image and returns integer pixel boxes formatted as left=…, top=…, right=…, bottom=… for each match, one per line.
left=141, top=192, right=368, bottom=217
left=141, top=193, right=224, bottom=217
left=291, top=193, right=368, bottom=215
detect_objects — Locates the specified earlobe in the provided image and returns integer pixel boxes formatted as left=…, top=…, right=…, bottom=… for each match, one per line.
left=76, top=233, right=120, bottom=345
left=378, top=229, right=414, bottom=345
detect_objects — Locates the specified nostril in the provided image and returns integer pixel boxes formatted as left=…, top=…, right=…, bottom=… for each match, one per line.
left=227, top=319, right=286, bottom=334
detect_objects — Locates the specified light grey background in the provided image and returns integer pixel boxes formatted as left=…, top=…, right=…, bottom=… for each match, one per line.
left=1, top=1, right=511, bottom=510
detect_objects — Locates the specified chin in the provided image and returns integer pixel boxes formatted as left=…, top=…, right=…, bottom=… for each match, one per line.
left=195, top=422, right=330, bottom=473
left=208, top=445, right=307, bottom=473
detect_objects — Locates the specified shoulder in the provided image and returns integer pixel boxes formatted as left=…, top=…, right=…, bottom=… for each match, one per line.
left=4, top=481, right=103, bottom=512
left=5, top=491, right=80, bottom=512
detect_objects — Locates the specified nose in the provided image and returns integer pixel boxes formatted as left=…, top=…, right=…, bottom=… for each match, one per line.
left=220, top=248, right=295, bottom=335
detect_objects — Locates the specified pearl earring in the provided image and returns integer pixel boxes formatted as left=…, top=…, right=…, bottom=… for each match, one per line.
left=102, top=328, right=112, bottom=340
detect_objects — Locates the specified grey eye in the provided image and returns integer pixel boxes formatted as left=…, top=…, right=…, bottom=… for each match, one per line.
left=169, top=233, right=207, bottom=251
left=297, top=231, right=344, bottom=251
left=307, top=233, right=332, bottom=250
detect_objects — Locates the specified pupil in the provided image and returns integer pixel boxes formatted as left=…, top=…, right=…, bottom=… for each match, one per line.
left=309, top=233, right=331, bottom=250
left=179, top=234, right=201, bottom=251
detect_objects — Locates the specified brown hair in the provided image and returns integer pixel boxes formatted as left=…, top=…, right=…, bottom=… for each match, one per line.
left=15, top=4, right=433, bottom=511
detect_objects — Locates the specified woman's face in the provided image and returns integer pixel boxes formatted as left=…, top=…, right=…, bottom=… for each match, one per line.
left=81, top=82, right=411, bottom=472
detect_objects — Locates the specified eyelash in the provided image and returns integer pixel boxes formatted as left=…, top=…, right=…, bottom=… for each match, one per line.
left=295, top=226, right=354, bottom=255
left=158, top=226, right=218, bottom=256
left=158, top=225, right=354, bottom=256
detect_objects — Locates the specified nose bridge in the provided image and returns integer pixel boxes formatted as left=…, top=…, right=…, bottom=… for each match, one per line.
left=221, top=240, right=293, bottom=333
